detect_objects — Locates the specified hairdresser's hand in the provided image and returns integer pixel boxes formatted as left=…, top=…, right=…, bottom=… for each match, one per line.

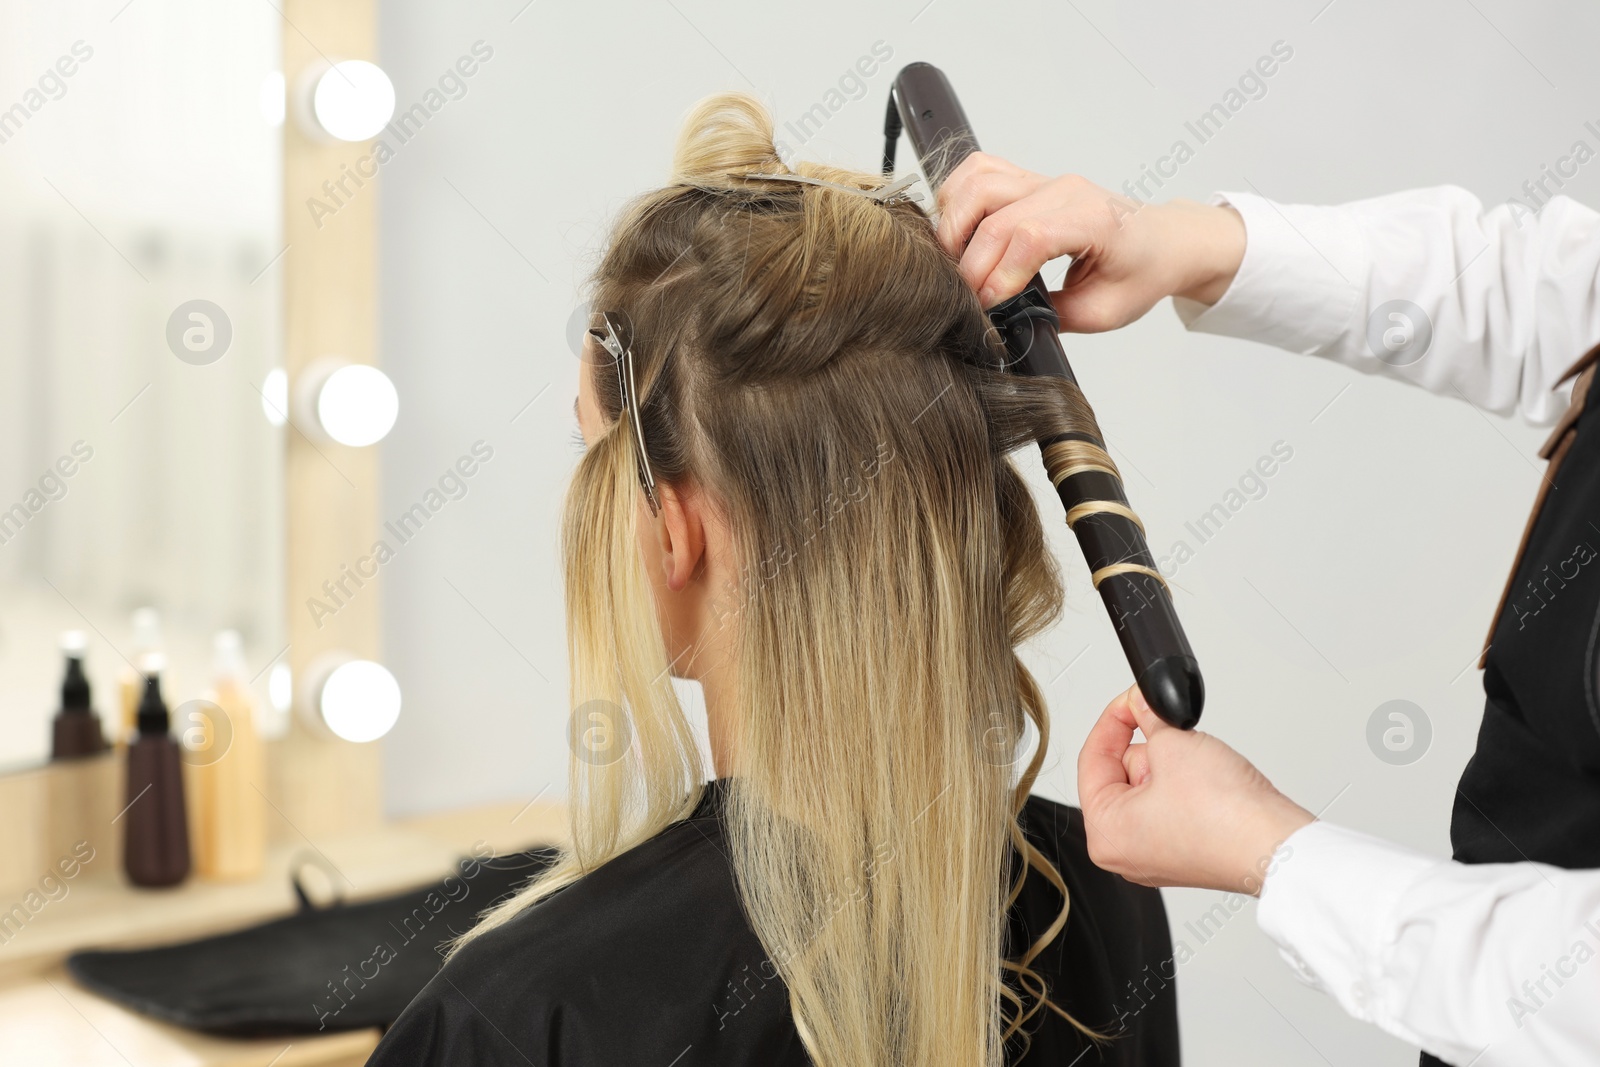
left=1076, top=685, right=1313, bottom=895
left=935, top=153, right=1245, bottom=330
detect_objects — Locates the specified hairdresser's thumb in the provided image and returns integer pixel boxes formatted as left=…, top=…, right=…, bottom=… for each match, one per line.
left=1127, top=684, right=1172, bottom=739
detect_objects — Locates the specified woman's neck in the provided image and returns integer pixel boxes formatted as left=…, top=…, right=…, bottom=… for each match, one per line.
left=699, top=658, right=741, bottom=778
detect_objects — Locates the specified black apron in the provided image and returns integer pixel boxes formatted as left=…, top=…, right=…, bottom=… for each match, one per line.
left=1419, top=347, right=1600, bottom=1067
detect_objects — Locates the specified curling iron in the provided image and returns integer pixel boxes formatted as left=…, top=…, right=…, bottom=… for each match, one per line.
left=883, top=62, right=1204, bottom=729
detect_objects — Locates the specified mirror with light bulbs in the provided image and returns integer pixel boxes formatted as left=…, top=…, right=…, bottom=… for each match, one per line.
left=0, top=8, right=403, bottom=779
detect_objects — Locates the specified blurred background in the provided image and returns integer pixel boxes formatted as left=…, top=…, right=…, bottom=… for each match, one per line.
left=0, top=0, right=284, bottom=773
left=3, top=0, right=1597, bottom=1064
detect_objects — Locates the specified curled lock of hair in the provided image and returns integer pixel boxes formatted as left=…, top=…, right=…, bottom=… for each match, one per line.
left=454, top=92, right=1143, bottom=1065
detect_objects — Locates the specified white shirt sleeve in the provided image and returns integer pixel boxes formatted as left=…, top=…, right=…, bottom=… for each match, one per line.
left=1171, top=186, right=1600, bottom=425
left=1257, top=820, right=1600, bottom=1066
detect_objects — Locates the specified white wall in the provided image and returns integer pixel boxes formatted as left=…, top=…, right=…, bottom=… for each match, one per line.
left=375, top=1, right=1600, bottom=1062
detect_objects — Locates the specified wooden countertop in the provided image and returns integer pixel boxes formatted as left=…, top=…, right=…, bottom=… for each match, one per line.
left=2, top=973, right=381, bottom=1067
left=0, top=797, right=566, bottom=1066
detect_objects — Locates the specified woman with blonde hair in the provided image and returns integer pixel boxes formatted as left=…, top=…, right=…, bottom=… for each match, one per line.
left=367, top=92, right=1179, bottom=1067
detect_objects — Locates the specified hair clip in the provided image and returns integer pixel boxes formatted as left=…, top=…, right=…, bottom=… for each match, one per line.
left=589, top=311, right=661, bottom=517
left=738, top=170, right=924, bottom=205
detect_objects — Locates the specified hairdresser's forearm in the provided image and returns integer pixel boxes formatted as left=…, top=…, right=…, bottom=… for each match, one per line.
left=1173, top=186, right=1595, bottom=425
left=1260, top=820, right=1600, bottom=1065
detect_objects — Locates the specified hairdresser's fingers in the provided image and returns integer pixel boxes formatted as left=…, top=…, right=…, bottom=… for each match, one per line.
left=1076, top=691, right=1139, bottom=806
left=935, top=152, right=1044, bottom=259
left=1122, top=741, right=1151, bottom=787
left=939, top=172, right=1044, bottom=265
left=963, top=202, right=1101, bottom=308
left=1048, top=259, right=1151, bottom=335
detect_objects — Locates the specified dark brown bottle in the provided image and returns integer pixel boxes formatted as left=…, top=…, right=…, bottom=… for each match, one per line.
left=51, top=632, right=108, bottom=760
left=123, top=667, right=190, bottom=888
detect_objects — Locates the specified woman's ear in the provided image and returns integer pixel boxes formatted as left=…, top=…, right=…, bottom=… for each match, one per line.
left=654, top=482, right=706, bottom=593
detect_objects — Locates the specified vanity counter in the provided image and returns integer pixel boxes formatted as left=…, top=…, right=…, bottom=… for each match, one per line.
left=0, top=797, right=565, bottom=1066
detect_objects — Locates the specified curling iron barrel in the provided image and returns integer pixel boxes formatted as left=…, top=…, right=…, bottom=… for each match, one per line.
left=884, top=62, right=1204, bottom=729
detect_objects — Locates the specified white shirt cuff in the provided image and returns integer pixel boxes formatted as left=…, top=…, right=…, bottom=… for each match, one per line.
left=1256, top=820, right=1437, bottom=1024
left=1173, top=191, right=1368, bottom=356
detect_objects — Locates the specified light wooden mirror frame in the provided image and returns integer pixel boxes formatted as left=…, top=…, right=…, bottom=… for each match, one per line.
left=272, top=0, right=385, bottom=841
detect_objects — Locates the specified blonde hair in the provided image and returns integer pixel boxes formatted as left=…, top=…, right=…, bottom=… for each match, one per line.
left=456, top=92, right=1127, bottom=1065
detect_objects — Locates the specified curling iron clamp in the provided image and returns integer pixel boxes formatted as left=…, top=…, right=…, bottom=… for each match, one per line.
left=883, top=62, right=1204, bottom=729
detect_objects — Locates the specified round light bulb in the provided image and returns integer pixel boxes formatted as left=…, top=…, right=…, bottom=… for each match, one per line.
left=262, top=367, right=288, bottom=427
left=311, top=60, right=395, bottom=142
left=317, top=659, right=401, bottom=743
left=317, top=364, right=398, bottom=446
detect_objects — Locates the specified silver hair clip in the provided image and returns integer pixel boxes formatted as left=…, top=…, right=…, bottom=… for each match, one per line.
left=589, top=311, right=661, bottom=517
left=739, top=170, right=924, bottom=205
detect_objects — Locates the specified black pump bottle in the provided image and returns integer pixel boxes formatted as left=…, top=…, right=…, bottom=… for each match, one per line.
left=51, top=632, right=108, bottom=760
left=122, top=664, right=191, bottom=888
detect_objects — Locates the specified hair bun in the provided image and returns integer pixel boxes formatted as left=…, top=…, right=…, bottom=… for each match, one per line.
left=670, top=92, right=789, bottom=188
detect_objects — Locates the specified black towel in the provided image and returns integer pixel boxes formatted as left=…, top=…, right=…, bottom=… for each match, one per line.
left=66, top=846, right=558, bottom=1037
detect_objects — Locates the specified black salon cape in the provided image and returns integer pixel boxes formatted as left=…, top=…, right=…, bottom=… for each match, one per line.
left=367, top=780, right=1179, bottom=1066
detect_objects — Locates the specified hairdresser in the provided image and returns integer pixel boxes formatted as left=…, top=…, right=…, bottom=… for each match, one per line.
left=937, top=154, right=1600, bottom=1067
